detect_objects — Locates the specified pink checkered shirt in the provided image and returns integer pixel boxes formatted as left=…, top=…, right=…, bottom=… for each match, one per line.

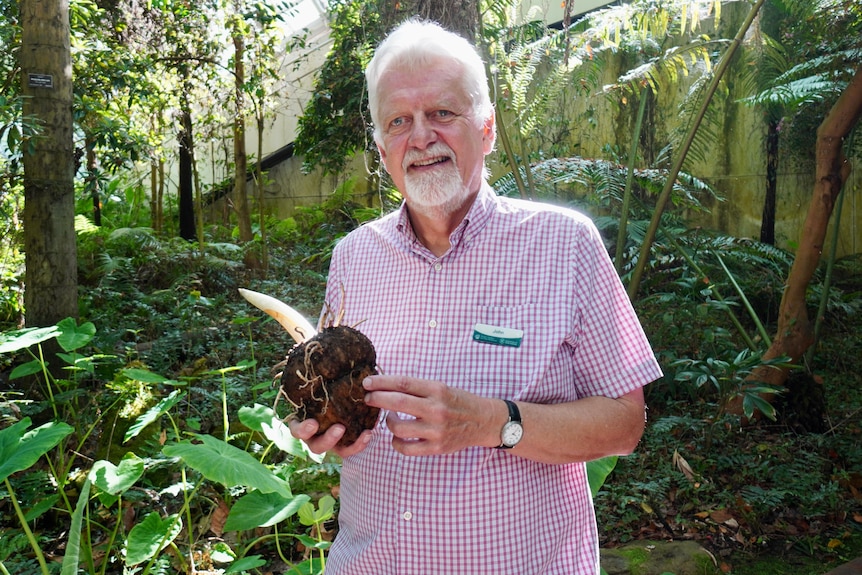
left=322, top=184, right=662, bottom=574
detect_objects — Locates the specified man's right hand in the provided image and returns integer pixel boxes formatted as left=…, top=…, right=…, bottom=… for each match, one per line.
left=288, top=418, right=373, bottom=458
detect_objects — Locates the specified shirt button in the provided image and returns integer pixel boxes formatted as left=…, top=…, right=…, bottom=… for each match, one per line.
left=428, top=319, right=438, bottom=328
left=433, top=263, right=442, bottom=271
left=402, top=511, right=413, bottom=521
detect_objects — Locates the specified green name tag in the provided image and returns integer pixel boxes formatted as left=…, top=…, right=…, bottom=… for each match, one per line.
left=472, top=323, right=523, bottom=348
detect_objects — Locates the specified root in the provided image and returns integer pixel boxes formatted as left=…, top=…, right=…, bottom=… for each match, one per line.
left=319, top=283, right=347, bottom=329
left=274, top=385, right=303, bottom=413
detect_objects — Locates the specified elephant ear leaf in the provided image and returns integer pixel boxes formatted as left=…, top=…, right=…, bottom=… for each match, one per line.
left=126, top=512, right=183, bottom=565
left=0, top=418, right=74, bottom=484
left=90, top=453, right=145, bottom=497
left=163, top=435, right=291, bottom=497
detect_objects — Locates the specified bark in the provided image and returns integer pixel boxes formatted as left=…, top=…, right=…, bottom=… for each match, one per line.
left=86, top=142, right=101, bottom=226
left=380, top=0, right=479, bottom=42
left=20, top=0, right=78, bottom=327
left=741, top=64, right=862, bottom=402
left=231, top=29, right=259, bottom=269
left=760, top=119, right=779, bottom=245
left=178, top=108, right=196, bottom=241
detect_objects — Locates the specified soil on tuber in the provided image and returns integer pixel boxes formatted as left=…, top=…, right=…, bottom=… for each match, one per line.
left=280, top=325, right=379, bottom=447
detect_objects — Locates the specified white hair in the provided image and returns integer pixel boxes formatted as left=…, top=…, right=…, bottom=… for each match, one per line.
left=365, top=19, right=494, bottom=142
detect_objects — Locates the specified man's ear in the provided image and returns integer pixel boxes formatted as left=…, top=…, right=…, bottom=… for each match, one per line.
left=375, top=136, right=390, bottom=170
left=482, top=111, right=496, bottom=154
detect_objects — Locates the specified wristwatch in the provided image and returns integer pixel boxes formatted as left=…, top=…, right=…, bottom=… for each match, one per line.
left=497, top=399, right=523, bottom=449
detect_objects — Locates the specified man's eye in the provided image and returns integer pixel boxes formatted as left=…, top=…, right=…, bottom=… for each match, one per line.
left=435, top=110, right=453, bottom=119
left=390, top=117, right=404, bottom=127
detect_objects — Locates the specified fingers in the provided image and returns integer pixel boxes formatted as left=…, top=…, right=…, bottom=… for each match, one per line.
left=334, top=429, right=373, bottom=457
left=363, top=375, right=441, bottom=415
left=287, top=418, right=372, bottom=456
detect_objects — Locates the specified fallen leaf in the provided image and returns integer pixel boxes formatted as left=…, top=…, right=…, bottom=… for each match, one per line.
left=210, top=496, right=230, bottom=536
left=710, top=509, right=733, bottom=523
left=673, top=449, right=696, bottom=483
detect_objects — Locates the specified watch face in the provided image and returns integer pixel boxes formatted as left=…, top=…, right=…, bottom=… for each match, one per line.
left=501, top=421, right=523, bottom=447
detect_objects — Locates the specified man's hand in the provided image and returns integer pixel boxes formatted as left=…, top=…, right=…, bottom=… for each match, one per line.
left=365, top=375, right=647, bottom=465
left=362, top=374, right=503, bottom=456
left=287, top=418, right=373, bottom=458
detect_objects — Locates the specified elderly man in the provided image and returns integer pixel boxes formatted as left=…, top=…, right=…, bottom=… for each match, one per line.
left=290, top=19, right=663, bottom=574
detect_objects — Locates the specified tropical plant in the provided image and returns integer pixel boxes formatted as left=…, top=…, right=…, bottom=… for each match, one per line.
left=0, top=317, right=338, bottom=574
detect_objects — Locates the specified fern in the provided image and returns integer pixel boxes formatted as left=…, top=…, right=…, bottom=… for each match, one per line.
left=0, top=529, right=30, bottom=562
left=494, top=156, right=719, bottom=217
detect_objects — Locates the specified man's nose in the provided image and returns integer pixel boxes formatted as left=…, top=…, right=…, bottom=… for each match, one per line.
left=407, top=115, right=437, bottom=149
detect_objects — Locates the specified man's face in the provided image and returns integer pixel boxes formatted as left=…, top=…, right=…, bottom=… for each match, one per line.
left=375, top=58, right=494, bottom=218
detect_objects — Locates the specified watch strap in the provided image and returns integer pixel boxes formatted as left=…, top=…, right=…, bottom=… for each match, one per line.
left=503, top=399, right=520, bottom=424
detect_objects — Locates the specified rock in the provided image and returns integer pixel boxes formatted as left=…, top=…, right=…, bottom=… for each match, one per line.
left=601, top=540, right=718, bottom=575
left=824, top=557, right=862, bottom=574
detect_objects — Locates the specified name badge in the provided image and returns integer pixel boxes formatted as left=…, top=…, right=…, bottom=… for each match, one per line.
left=472, top=323, right=523, bottom=348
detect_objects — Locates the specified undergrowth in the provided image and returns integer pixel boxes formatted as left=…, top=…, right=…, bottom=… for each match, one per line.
left=1, top=188, right=860, bottom=574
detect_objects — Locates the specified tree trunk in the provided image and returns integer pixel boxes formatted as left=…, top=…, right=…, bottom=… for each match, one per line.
left=739, top=64, right=862, bottom=407
left=178, top=108, right=196, bottom=241
left=232, top=28, right=258, bottom=269
left=86, top=141, right=101, bottom=226
left=760, top=119, right=778, bottom=245
left=20, top=0, right=78, bottom=328
left=380, top=0, right=479, bottom=42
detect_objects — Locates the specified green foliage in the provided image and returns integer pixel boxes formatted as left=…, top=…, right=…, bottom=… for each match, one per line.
left=293, top=0, right=383, bottom=174
left=2, top=3, right=861, bottom=572
left=672, top=349, right=792, bottom=419
left=0, top=317, right=338, bottom=574
left=737, top=0, right=862, bottom=158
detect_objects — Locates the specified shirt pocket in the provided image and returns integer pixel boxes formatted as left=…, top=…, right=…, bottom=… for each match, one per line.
left=449, top=304, right=545, bottom=399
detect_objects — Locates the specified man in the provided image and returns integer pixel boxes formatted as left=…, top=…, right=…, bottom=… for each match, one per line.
left=290, top=19, right=663, bottom=574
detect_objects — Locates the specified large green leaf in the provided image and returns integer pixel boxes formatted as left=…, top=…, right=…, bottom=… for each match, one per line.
left=89, top=453, right=145, bottom=496
left=56, top=318, right=96, bottom=352
left=124, top=390, right=185, bottom=443
left=0, top=418, right=74, bottom=483
left=9, top=359, right=46, bottom=380
left=125, top=512, right=182, bottom=566
left=225, top=555, right=267, bottom=574
left=163, top=435, right=291, bottom=497
left=587, top=456, right=618, bottom=498
left=224, top=490, right=311, bottom=531
left=0, top=326, right=60, bottom=354
left=121, top=368, right=178, bottom=385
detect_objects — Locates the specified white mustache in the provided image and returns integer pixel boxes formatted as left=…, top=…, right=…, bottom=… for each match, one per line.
left=402, top=144, right=455, bottom=171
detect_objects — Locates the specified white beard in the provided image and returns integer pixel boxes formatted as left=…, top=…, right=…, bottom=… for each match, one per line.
left=402, top=145, right=469, bottom=219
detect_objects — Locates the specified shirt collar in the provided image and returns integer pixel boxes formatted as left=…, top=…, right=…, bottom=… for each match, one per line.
left=395, top=183, right=497, bottom=255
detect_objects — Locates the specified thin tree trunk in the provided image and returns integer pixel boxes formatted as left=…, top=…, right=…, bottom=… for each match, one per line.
left=178, top=108, right=196, bottom=241
left=256, top=112, right=269, bottom=271
left=232, top=28, right=259, bottom=269
left=627, top=0, right=766, bottom=299
left=20, top=0, right=77, bottom=328
left=760, top=119, right=779, bottom=244
left=86, top=142, right=101, bottom=226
